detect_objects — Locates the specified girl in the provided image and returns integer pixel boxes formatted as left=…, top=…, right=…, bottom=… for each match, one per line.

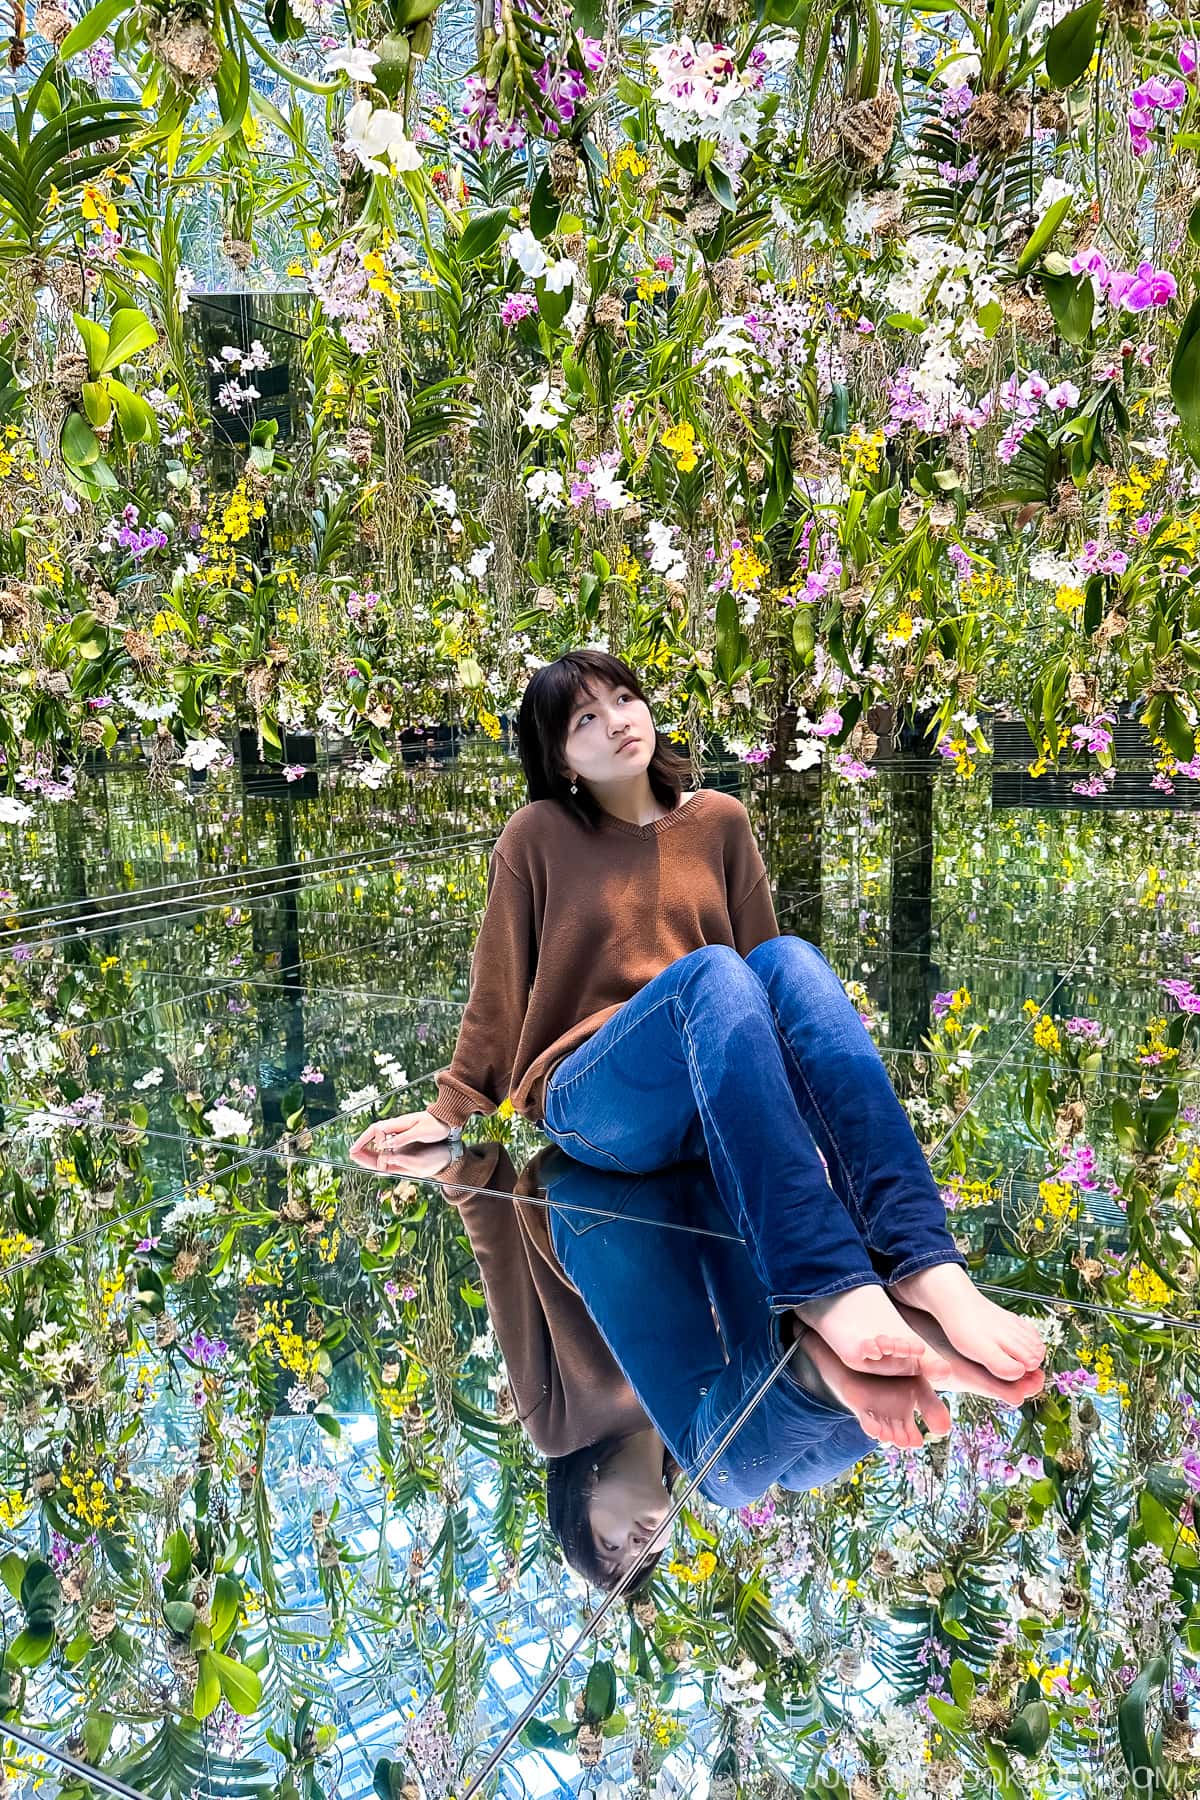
left=351, top=649, right=1045, bottom=1387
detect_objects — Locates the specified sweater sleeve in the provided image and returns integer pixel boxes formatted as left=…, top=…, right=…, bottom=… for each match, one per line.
left=727, top=811, right=780, bottom=956
left=426, top=847, right=535, bottom=1129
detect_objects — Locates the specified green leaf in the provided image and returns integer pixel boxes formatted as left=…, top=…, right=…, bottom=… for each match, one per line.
left=949, top=1658, right=977, bottom=1709
left=21, top=1560, right=61, bottom=1623
left=210, top=1575, right=240, bottom=1644
left=209, top=1649, right=263, bottom=1714
left=1039, top=268, right=1094, bottom=345
left=61, top=411, right=103, bottom=470
left=535, top=277, right=572, bottom=331
left=163, top=1528, right=193, bottom=1586
left=98, top=306, right=157, bottom=374
left=57, top=0, right=129, bottom=60
left=73, top=310, right=109, bottom=374
left=530, top=166, right=561, bottom=240
left=108, top=378, right=159, bottom=445
left=163, top=1600, right=197, bottom=1636
left=1004, top=1698, right=1051, bottom=1757
left=0, top=1553, right=25, bottom=1602
left=1171, top=294, right=1200, bottom=444
left=703, top=162, right=736, bottom=211
left=460, top=206, right=513, bottom=263
left=8, top=1625, right=55, bottom=1667
left=1118, top=1655, right=1168, bottom=1782
left=370, top=32, right=410, bottom=99
left=193, top=1651, right=221, bottom=1720
left=1044, top=0, right=1102, bottom=87
left=583, top=1659, right=617, bottom=1722
left=1017, top=196, right=1071, bottom=274
left=1161, top=694, right=1196, bottom=762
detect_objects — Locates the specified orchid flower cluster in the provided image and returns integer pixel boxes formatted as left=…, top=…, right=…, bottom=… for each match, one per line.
left=647, top=32, right=797, bottom=182
left=1128, top=43, right=1196, bottom=153
left=457, top=33, right=604, bottom=153
left=1069, top=248, right=1177, bottom=314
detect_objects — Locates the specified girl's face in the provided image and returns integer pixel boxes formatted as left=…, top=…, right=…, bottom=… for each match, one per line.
left=588, top=1466, right=672, bottom=1583
left=561, top=678, right=655, bottom=791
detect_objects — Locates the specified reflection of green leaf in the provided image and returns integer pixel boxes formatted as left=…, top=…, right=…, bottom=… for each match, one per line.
left=9, top=1624, right=55, bottom=1666
left=584, top=1658, right=617, bottom=1722
left=210, top=1649, right=263, bottom=1714
left=163, top=1600, right=197, bottom=1637
left=193, top=1651, right=222, bottom=1720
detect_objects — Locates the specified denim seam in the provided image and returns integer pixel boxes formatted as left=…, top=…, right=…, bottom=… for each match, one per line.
left=549, top=987, right=685, bottom=1093
left=677, top=1009, right=752, bottom=1247
left=768, top=1271, right=887, bottom=1308
left=544, top=1124, right=638, bottom=1177
left=887, top=1249, right=968, bottom=1285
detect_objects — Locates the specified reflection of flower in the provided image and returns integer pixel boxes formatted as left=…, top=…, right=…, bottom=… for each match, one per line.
left=204, top=1104, right=252, bottom=1140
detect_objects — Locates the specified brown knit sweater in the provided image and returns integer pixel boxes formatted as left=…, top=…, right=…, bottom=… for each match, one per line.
left=425, top=787, right=780, bottom=1131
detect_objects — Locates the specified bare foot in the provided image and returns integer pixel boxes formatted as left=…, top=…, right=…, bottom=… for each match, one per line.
left=800, top=1330, right=952, bottom=1449
left=888, top=1263, right=1045, bottom=1380
left=794, top=1283, right=929, bottom=1376
left=891, top=1299, right=1046, bottom=1405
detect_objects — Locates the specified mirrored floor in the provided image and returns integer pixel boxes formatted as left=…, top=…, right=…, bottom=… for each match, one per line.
left=1, top=751, right=1199, bottom=1800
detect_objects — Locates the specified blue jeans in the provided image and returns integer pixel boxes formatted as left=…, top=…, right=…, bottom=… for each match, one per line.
left=541, top=935, right=967, bottom=1312
left=543, top=1150, right=875, bottom=1506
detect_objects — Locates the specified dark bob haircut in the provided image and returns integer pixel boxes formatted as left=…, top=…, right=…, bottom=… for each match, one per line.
left=516, top=649, right=694, bottom=833
left=545, top=1431, right=683, bottom=1597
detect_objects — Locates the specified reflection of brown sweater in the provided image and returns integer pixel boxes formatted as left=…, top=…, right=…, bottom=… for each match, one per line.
left=440, top=1141, right=649, bottom=1456
left=426, top=788, right=779, bottom=1131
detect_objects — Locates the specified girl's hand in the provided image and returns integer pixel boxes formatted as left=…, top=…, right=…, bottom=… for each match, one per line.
left=351, top=1141, right=459, bottom=1180
left=350, top=1110, right=455, bottom=1161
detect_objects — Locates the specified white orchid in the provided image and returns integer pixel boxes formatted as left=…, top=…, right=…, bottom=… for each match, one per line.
left=505, top=227, right=548, bottom=278
left=0, top=795, right=33, bottom=825
left=526, top=469, right=565, bottom=507
left=467, top=541, right=495, bottom=580
left=204, top=1104, right=253, bottom=1140
left=323, top=41, right=381, bottom=82
left=521, top=378, right=570, bottom=431
left=542, top=256, right=578, bottom=294
left=179, top=736, right=226, bottom=773
left=343, top=99, right=422, bottom=175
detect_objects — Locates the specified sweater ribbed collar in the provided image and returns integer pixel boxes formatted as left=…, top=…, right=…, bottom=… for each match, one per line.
left=594, top=787, right=707, bottom=839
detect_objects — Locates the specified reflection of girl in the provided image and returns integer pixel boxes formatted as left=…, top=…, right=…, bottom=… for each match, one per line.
left=537, top=1149, right=1043, bottom=1593
left=426, top=1138, right=682, bottom=1595
left=353, top=648, right=1045, bottom=1395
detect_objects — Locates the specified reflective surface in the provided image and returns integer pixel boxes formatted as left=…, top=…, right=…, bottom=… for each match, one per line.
left=1, top=750, right=1199, bottom=1800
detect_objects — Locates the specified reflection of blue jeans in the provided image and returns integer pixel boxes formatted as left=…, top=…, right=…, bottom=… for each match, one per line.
left=542, top=936, right=966, bottom=1311
left=541, top=1150, right=875, bottom=1507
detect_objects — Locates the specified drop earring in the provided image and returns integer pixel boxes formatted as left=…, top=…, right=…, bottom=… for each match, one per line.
left=570, top=777, right=578, bottom=794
